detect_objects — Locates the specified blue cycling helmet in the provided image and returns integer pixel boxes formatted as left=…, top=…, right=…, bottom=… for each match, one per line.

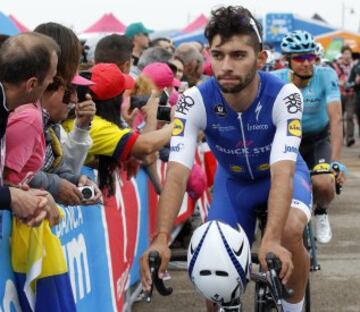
left=281, top=30, right=316, bottom=54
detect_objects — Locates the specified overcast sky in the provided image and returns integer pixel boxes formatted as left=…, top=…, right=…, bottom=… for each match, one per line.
left=1, top=0, right=360, bottom=33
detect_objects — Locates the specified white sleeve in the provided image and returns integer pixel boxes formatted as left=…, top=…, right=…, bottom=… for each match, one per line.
left=168, top=87, right=207, bottom=169
left=60, top=125, right=93, bottom=174
left=270, top=83, right=304, bottom=165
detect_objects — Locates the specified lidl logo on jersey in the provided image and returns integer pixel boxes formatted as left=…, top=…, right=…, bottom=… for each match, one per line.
left=172, top=118, right=186, bottom=136
left=287, top=119, right=302, bottom=137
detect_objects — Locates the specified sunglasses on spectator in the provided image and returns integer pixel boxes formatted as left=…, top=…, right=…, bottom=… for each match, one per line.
left=291, top=54, right=317, bottom=63
left=46, top=76, right=77, bottom=104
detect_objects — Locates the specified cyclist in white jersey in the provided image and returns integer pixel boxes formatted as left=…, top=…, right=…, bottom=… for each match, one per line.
left=141, top=6, right=312, bottom=312
left=272, top=31, right=346, bottom=244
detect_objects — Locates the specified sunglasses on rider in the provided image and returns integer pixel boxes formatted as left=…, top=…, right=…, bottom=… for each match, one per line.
left=291, top=54, right=317, bottom=63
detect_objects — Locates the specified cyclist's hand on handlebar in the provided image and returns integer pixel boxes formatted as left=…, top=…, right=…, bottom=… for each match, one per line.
left=140, top=233, right=171, bottom=292
left=258, top=239, right=293, bottom=285
left=331, top=161, right=347, bottom=186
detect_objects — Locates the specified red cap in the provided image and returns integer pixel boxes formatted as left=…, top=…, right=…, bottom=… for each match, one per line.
left=142, top=62, right=178, bottom=89
left=72, top=74, right=94, bottom=86
left=89, top=63, right=135, bottom=100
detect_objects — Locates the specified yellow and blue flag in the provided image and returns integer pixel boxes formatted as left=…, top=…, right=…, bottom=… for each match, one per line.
left=11, top=207, right=76, bottom=312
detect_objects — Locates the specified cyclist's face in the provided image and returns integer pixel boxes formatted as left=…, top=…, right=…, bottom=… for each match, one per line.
left=210, top=34, right=266, bottom=94
left=290, top=53, right=316, bottom=77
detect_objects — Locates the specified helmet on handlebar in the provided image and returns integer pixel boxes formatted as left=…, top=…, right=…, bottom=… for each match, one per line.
left=187, top=221, right=251, bottom=305
left=281, top=30, right=316, bottom=54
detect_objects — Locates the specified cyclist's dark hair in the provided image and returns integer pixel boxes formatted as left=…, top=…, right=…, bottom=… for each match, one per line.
left=0, top=32, right=60, bottom=84
left=95, top=34, right=133, bottom=66
left=204, top=5, right=263, bottom=52
left=94, top=95, right=125, bottom=196
left=35, top=22, right=81, bottom=85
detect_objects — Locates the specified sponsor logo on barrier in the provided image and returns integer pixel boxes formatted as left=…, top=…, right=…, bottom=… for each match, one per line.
left=287, top=119, right=302, bottom=137
left=1, top=280, right=21, bottom=311
left=172, top=118, right=186, bottom=136
left=65, top=233, right=91, bottom=302
left=283, top=145, right=298, bottom=154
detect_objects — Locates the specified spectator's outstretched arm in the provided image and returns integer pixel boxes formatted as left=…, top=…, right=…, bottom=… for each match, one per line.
left=130, top=122, right=174, bottom=159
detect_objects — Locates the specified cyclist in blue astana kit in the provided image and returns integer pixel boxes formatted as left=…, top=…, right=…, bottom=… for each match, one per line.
left=272, top=31, right=346, bottom=244
left=141, top=6, right=311, bottom=312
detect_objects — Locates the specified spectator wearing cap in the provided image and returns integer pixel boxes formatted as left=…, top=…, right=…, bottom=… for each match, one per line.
left=125, top=22, right=153, bottom=67
left=0, top=32, right=61, bottom=225
left=24, top=22, right=101, bottom=207
left=95, top=34, right=134, bottom=74
left=63, top=63, right=174, bottom=195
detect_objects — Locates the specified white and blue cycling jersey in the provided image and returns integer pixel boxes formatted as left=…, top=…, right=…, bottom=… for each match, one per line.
left=272, top=66, right=341, bottom=134
left=169, top=71, right=312, bottom=243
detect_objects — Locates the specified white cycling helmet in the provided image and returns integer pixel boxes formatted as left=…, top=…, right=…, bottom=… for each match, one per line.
left=187, top=221, right=251, bottom=305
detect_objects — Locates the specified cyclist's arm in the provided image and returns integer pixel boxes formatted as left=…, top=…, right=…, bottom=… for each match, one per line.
left=157, top=88, right=207, bottom=236
left=324, top=67, right=343, bottom=161
left=327, top=101, right=343, bottom=161
left=267, top=83, right=303, bottom=241
left=260, top=83, right=303, bottom=280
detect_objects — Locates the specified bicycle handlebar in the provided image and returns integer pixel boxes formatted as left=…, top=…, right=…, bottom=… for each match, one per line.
left=144, top=251, right=173, bottom=302
left=266, top=252, right=294, bottom=302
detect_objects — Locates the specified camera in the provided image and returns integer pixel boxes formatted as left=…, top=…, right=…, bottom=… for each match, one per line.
left=130, top=95, right=150, bottom=110
left=77, top=71, right=92, bottom=103
left=78, top=185, right=96, bottom=201
left=156, top=91, right=171, bottom=122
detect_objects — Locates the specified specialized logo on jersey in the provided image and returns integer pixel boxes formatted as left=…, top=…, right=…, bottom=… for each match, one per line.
left=172, top=118, right=186, bottom=136
left=287, top=119, right=302, bottom=137
left=255, top=101, right=262, bottom=121
left=283, top=145, right=298, bottom=154
left=283, top=93, right=302, bottom=114
left=170, top=143, right=184, bottom=152
left=214, top=103, right=227, bottom=117
left=230, top=165, right=244, bottom=173
left=176, top=95, right=195, bottom=115
left=257, top=163, right=270, bottom=171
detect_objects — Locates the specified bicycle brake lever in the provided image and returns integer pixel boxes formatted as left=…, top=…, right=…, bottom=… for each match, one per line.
left=266, top=253, right=294, bottom=301
left=331, top=164, right=342, bottom=195
left=149, top=251, right=173, bottom=297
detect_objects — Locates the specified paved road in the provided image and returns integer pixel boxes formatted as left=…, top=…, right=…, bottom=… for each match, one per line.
left=134, top=143, right=360, bottom=312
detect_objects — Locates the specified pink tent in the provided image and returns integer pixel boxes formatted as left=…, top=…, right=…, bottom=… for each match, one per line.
left=83, top=13, right=126, bottom=33
left=9, top=14, right=30, bottom=32
left=180, top=14, right=208, bottom=34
